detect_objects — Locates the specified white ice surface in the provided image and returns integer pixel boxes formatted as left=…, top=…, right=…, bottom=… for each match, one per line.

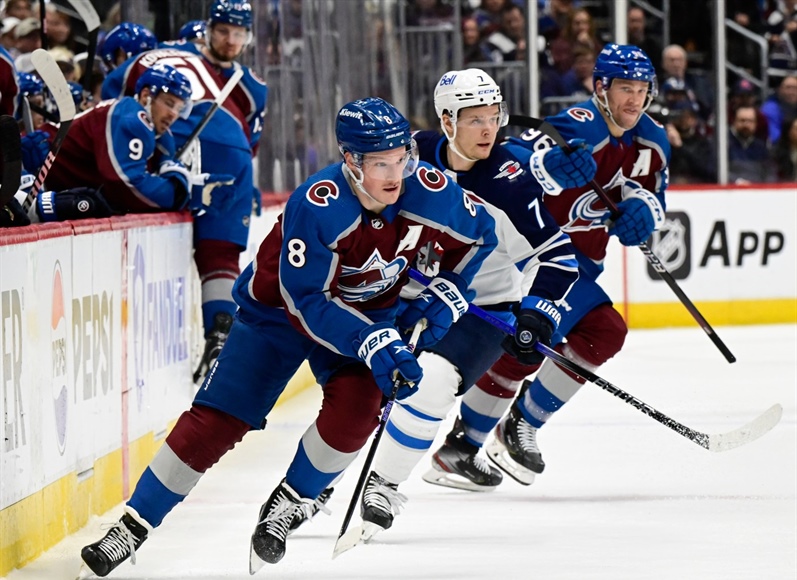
left=6, top=324, right=796, bottom=580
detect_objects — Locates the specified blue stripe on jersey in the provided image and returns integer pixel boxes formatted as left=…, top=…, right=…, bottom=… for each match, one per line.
left=401, top=404, right=440, bottom=422
left=385, top=418, right=438, bottom=450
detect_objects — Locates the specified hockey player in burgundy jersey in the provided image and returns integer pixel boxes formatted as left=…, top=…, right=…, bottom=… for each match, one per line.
left=102, top=1, right=268, bottom=385
left=78, top=97, right=497, bottom=577
left=19, top=64, right=235, bottom=220
left=356, top=69, right=591, bottom=538
left=432, top=43, right=671, bottom=488
left=0, top=46, right=18, bottom=117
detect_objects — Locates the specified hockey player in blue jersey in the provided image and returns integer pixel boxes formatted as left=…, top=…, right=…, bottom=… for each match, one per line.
left=78, top=97, right=498, bottom=577
left=429, top=44, right=671, bottom=488
left=102, top=1, right=269, bottom=385
left=99, top=22, right=157, bottom=71
left=354, top=68, right=595, bottom=538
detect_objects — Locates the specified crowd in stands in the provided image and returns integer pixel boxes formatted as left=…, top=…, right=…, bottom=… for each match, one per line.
left=401, top=0, right=797, bottom=184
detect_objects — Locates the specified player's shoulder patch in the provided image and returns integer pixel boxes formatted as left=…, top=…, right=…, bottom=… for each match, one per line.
left=415, top=163, right=448, bottom=192
left=245, top=65, right=267, bottom=86
left=305, top=179, right=340, bottom=207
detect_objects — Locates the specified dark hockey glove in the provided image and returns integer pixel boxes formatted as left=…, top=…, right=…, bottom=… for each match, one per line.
left=0, top=198, right=31, bottom=227
left=603, top=180, right=664, bottom=246
left=398, top=271, right=470, bottom=350
left=530, top=138, right=596, bottom=195
left=20, top=130, right=50, bottom=173
left=356, top=322, right=423, bottom=400
left=502, top=296, right=561, bottom=366
left=36, top=187, right=116, bottom=222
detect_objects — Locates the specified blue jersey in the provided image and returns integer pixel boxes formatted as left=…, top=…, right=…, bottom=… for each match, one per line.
left=43, top=97, right=185, bottom=211
left=504, top=96, right=670, bottom=266
left=103, top=45, right=268, bottom=155
left=413, top=131, right=577, bottom=305
left=233, top=160, right=498, bottom=359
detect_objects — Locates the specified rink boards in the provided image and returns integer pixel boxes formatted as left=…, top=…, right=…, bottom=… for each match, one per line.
left=0, top=185, right=795, bottom=575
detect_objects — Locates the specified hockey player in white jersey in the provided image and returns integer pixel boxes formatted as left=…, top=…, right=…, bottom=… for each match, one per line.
left=358, top=68, right=597, bottom=539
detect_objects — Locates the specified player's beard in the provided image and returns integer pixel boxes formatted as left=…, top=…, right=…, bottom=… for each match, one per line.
left=208, top=42, right=242, bottom=63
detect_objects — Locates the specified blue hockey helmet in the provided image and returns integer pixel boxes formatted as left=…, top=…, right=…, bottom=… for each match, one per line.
left=178, top=19, right=207, bottom=41
left=208, top=0, right=253, bottom=29
left=17, top=71, right=44, bottom=96
left=100, top=23, right=157, bottom=70
left=593, top=43, right=658, bottom=98
left=135, top=63, right=193, bottom=117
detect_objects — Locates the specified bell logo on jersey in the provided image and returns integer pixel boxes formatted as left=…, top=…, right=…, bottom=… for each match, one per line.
left=494, top=160, right=523, bottom=180
left=338, top=249, right=408, bottom=302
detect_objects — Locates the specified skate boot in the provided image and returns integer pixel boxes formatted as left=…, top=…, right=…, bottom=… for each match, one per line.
left=79, top=508, right=151, bottom=577
left=288, top=487, right=334, bottom=535
left=422, top=418, right=503, bottom=492
left=193, top=312, right=233, bottom=384
left=250, top=480, right=312, bottom=572
left=487, top=403, right=545, bottom=485
left=360, top=471, right=407, bottom=542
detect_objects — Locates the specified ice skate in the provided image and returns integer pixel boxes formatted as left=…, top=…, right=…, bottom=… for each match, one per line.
left=360, top=471, right=407, bottom=542
left=78, top=508, right=151, bottom=578
left=193, top=311, right=233, bottom=383
left=288, top=487, right=334, bottom=535
left=422, top=418, right=502, bottom=492
left=487, top=404, right=545, bottom=485
left=249, top=480, right=311, bottom=573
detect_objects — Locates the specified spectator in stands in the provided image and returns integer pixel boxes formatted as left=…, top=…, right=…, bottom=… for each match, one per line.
left=772, top=117, right=797, bottom=181
left=12, top=16, right=40, bottom=73
left=45, top=3, right=75, bottom=53
left=661, top=43, right=713, bottom=119
left=728, top=104, right=775, bottom=184
left=539, top=36, right=574, bottom=100
left=484, top=3, right=526, bottom=62
left=569, top=44, right=596, bottom=97
left=561, top=7, right=600, bottom=54
left=538, top=0, right=575, bottom=42
left=472, top=0, right=509, bottom=36
left=404, top=0, right=455, bottom=27
left=666, top=102, right=716, bottom=184
left=1, top=17, right=19, bottom=55
left=462, top=16, right=491, bottom=64
left=2, top=0, right=31, bottom=20
left=726, top=0, right=766, bottom=75
left=761, top=74, right=797, bottom=143
left=659, top=76, right=702, bottom=118
left=627, top=6, right=662, bottom=72
left=765, top=0, right=797, bottom=75
left=728, top=78, right=769, bottom=142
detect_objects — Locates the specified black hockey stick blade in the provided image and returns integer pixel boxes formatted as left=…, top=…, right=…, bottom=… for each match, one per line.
left=407, top=268, right=779, bottom=453
left=331, top=319, right=427, bottom=560
left=507, top=114, right=736, bottom=363
left=0, top=115, right=23, bottom=207
left=23, top=49, right=77, bottom=211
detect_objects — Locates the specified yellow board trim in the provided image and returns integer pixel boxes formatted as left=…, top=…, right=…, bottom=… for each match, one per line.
left=0, top=362, right=317, bottom=576
left=625, top=298, right=797, bottom=328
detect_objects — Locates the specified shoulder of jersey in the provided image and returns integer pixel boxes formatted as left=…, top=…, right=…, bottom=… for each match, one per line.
left=240, top=63, right=267, bottom=87
left=112, top=97, right=155, bottom=134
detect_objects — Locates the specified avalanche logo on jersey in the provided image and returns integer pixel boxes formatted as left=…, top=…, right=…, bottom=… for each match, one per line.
left=563, top=169, right=629, bottom=233
left=338, top=249, right=408, bottom=302
left=494, top=160, right=523, bottom=180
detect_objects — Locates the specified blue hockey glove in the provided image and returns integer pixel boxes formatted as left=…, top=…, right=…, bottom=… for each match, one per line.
left=603, top=180, right=664, bottom=246
left=398, top=271, right=470, bottom=350
left=36, top=187, right=116, bottom=222
left=252, top=186, right=262, bottom=216
left=502, top=296, right=561, bottom=366
left=189, top=173, right=235, bottom=216
left=356, top=322, right=424, bottom=400
left=529, top=138, right=596, bottom=195
left=20, top=130, right=50, bottom=173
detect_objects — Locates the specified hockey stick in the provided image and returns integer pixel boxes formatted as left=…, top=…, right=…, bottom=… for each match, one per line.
left=174, top=68, right=244, bottom=161
left=66, top=0, right=101, bottom=99
left=39, top=0, right=47, bottom=50
left=22, top=49, right=77, bottom=212
left=508, top=114, right=736, bottom=364
left=332, top=319, right=427, bottom=559
left=408, top=268, right=781, bottom=453
left=0, top=115, right=23, bottom=207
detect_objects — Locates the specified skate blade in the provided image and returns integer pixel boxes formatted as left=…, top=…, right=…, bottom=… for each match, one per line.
left=75, top=564, right=94, bottom=580
left=421, top=467, right=497, bottom=492
left=360, top=521, right=384, bottom=543
left=486, top=441, right=536, bottom=486
left=249, top=544, right=267, bottom=575
left=332, top=525, right=363, bottom=559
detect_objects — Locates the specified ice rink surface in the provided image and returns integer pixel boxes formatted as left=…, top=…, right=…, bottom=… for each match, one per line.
left=6, top=324, right=796, bottom=580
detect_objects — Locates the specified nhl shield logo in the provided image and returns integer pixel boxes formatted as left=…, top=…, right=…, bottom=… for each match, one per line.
left=371, top=218, right=384, bottom=229
left=647, top=211, right=691, bottom=280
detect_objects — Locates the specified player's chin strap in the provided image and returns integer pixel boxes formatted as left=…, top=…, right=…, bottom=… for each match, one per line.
left=342, top=163, right=384, bottom=207
left=440, top=118, right=480, bottom=163
left=592, top=91, right=649, bottom=132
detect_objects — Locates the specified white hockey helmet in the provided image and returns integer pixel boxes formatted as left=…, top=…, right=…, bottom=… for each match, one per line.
left=433, top=68, right=508, bottom=126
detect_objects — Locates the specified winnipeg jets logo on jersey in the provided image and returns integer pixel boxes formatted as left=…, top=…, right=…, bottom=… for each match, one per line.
left=338, top=249, right=408, bottom=302
left=494, top=160, right=524, bottom=180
